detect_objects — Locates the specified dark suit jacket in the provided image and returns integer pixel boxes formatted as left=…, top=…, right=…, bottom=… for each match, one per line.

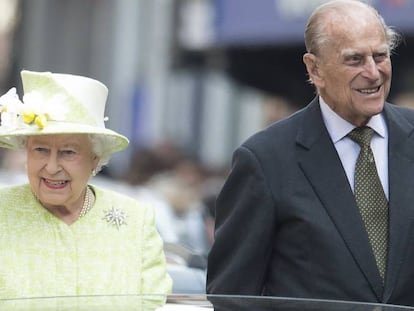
left=207, top=98, right=414, bottom=307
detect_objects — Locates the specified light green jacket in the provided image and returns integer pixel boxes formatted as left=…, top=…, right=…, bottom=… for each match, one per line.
left=0, top=184, right=172, bottom=299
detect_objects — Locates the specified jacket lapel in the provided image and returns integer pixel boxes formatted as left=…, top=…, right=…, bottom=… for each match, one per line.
left=296, top=98, right=384, bottom=300
left=382, top=104, right=414, bottom=302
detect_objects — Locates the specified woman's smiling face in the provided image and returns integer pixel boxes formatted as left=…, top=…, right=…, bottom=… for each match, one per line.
left=26, top=134, right=98, bottom=212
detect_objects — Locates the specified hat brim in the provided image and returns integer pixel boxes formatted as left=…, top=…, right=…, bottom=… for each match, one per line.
left=0, top=121, right=129, bottom=154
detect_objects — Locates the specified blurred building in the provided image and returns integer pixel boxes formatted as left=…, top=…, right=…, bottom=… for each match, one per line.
left=5, top=0, right=414, bottom=178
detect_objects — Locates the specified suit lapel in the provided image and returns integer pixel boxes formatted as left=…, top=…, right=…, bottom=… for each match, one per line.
left=382, top=104, right=414, bottom=302
left=296, top=99, right=384, bottom=300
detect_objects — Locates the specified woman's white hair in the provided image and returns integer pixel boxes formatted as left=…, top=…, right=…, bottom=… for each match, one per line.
left=88, top=134, right=112, bottom=173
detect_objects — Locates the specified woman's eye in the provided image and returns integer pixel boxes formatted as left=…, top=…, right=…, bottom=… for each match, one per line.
left=61, top=150, right=76, bottom=156
left=34, top=147, right=48, bottom=153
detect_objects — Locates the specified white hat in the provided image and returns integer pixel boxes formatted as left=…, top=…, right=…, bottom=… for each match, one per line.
left=0, top=70, right=129, bottom=155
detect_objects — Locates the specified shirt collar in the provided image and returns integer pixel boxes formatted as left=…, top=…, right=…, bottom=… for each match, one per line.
left=319, top=96, right=387, bottom=143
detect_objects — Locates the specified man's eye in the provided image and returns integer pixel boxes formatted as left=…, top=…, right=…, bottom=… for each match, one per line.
left=374, top=54, right=388, bottom=62
left=346, top=56, right=361, bottom=64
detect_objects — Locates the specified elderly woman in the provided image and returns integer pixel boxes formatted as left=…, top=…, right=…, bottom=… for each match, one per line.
left=0, top=70, right=172, bottom=299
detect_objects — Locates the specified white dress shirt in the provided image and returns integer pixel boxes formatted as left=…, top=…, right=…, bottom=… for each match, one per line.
left=319, top=97, right=389, bottom=199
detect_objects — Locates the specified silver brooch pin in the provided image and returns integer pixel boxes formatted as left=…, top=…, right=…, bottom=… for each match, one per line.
left=103, top=207, right=127, bottom=229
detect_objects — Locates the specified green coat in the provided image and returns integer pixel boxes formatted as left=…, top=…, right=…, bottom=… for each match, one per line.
left=0, top=184, right=172, bottom=299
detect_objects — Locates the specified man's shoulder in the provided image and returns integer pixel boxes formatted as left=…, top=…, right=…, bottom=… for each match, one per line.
left=385, top=102, right=414, bottom=127
left=243, top=107, right=305, bottom=149
left=389, top=102, right=414, bottom=116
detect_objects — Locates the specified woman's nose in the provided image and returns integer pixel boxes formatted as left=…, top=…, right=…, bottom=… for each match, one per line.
left=45, top=154, right=62, bottom=174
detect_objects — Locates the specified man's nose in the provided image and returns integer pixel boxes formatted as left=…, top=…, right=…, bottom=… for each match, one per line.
left=362, top=57, right=380, bottom=80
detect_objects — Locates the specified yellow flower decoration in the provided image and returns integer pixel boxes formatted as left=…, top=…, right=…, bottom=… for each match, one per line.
left=23, top=110, right=36, bottom=124
left=22, top=107, right=48, bottom=129
left=34, top=114, right=47, bottom=129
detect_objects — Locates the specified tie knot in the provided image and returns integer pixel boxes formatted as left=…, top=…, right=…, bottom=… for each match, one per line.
left=348, top=126, right=374, bottom=147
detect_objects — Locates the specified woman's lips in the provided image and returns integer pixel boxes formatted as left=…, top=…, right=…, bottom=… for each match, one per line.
left=42, top=178, right=68, bottom=189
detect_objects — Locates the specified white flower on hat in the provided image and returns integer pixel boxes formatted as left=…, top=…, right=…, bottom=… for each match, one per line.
left=0, top=88, right=68, bottom=130
left=22, top=91, right=68, bottom=129
left=0, top=87, right=24, bottom=130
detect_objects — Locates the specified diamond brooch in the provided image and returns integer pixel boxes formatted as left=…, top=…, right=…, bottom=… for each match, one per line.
left=103, top=207, right=127, bottom=229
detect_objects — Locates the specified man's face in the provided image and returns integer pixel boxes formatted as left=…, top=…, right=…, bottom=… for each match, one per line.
left=306, top=17, right=392, bottom=126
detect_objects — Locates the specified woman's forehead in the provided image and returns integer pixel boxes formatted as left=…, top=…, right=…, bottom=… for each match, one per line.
left=27, top=134, right=90, bottom=146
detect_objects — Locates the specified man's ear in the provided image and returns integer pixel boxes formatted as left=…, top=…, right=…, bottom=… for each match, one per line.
left=303, top=53, right=324, bottom=88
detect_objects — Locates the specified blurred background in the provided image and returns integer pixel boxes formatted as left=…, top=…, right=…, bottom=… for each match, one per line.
left=1, top=0, right=414, bottom=292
